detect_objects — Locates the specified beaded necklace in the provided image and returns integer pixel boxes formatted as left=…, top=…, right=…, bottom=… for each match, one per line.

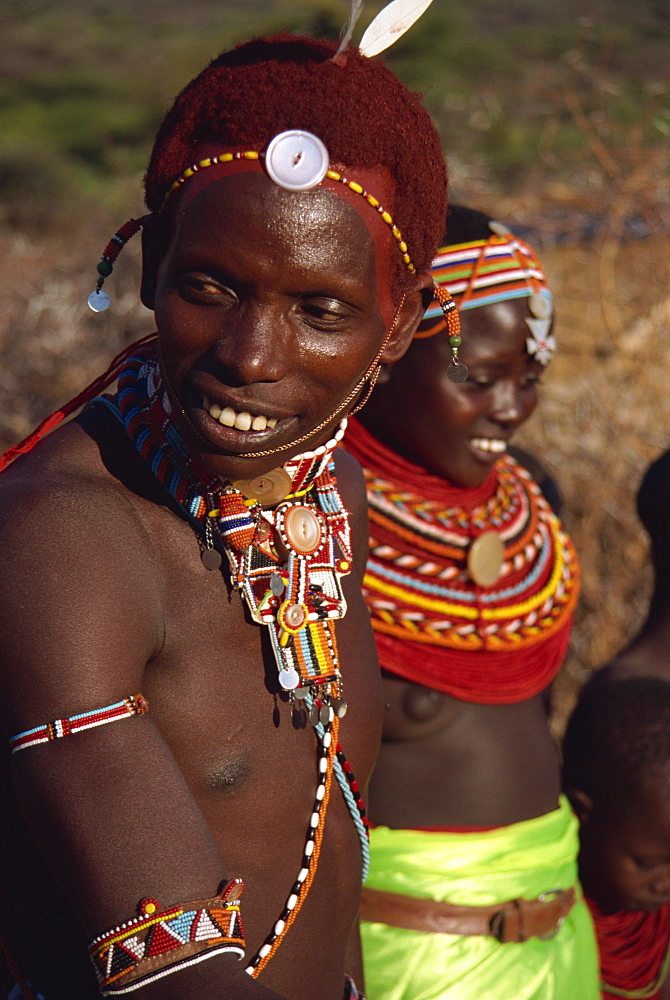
left=96, top=340, right=369, bottom=973
left=343, top=415, right=580, bottom=705
left=587, top=897, right=670, bottom=1000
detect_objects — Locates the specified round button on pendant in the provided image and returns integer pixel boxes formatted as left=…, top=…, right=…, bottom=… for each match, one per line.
left=279, top=667, right=300, bottom=690
left=264, top=131, right=329, bottom=191
left=284, top=506, right=322, bottom=554
left=232, top=468, right=292, bottom=504
left=283, top=603, right=306, bottom=629
left=467, top=531, right=504, bottom=587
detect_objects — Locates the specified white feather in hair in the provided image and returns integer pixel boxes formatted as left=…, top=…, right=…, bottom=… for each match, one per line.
left=359, top=0, right=436, bottom=58
left=334, top=0, right=365, bottom=58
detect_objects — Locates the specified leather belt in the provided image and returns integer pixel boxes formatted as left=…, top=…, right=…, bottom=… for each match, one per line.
left=360, top=885, right=576, bottom=944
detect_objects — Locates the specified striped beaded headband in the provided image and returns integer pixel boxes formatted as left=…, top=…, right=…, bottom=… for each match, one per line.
left=150, top=136, right=466, bottom=380
left=162, top=146, right=416, bottom=275
left=88, top=129, right=417, bottom=313
left=417, top=226, right=553, bottom=339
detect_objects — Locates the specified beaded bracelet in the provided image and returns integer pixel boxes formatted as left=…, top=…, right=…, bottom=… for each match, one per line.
left=88, top=880, right=245, bottom=995
left=9, top=694, right=149, bottom=754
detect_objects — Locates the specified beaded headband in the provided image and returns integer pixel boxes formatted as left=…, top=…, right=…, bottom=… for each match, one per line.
left=417, top=222, right=555, bottom=366
left=88, top=129, right=416, bottom=314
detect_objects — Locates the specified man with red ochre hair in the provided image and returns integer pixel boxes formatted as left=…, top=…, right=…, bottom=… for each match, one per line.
left=0, top=34, right=446, bottom=1000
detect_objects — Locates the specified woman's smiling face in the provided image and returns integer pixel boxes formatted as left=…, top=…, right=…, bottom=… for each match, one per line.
left=145, top=170, right=412, bottom=482
left=362, top=298, right=545, bottom=488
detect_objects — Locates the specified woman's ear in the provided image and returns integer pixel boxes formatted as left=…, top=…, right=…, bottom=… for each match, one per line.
left=380, top=271, right=435, bottom=366
left=140, top=213, right=167, bottom=310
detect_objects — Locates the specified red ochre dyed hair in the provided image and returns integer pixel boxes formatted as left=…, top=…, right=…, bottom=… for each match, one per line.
left=144, top=34, right=447, bottom=283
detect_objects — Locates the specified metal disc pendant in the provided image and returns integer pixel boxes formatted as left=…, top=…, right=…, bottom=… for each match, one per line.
left=319, top=704, right=333, bottom=726
left=293, top=686, right=309, bottom=700
left=270, top=573, right=285, bottom=596
left=232, top=468, right=292, bottom=505
left=201, top=548, right=222, bottom=571
left=88, top=289, right=110, bottom=312
left=309, top=703, right=320, bottom=727
left=332, top=698, right=348, bottom=719
left=447, top=361, right=469, bottom=383
left=467, top=531, right=504, bottom=587
left=278, top=667, right=300, bottom=690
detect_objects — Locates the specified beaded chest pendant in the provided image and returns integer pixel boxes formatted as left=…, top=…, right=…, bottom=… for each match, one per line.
left=206, top=453, right=352, bottom=713
left=116, top=344, right=353, bottom=719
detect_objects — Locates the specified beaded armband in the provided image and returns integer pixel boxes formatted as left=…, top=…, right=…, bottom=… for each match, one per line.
left=9, top=694, right=149, bottom=754
left=88, top=880, right=245, bottom=995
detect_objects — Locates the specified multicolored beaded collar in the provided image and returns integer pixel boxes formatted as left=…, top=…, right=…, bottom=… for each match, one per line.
left=93, top=339, right=369, bottom=974
left=343, top=415, right=580, bottom=705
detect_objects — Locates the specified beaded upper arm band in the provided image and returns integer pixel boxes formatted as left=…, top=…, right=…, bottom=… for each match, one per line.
left=88, top=880, right=245, bottom=995
left=8, top=694, right=149, bottom=754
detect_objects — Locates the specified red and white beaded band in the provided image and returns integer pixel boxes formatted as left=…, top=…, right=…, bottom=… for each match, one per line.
left=9, top=694, right=149, bottom=754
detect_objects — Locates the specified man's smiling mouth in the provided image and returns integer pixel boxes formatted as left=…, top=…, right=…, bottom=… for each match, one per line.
left=203, top=396, right=280, bottom=433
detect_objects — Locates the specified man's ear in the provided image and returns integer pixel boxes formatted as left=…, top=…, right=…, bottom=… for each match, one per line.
left=140, top=213, right=167, bottom=310
left=566, top=788, right=594, bottom=825
left=380, top=271, right=435, bottom=366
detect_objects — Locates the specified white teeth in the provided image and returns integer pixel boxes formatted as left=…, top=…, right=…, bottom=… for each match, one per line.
left=471, top=437, right=506, bottom=454
left=205, top=399, right=278, bottom=432
left=234, top=412, right=253, bottom=431
left=219, top=407, right=237, bottom=427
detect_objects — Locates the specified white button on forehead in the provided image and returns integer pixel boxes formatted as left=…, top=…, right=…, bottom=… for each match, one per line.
left=264, top=130, right=330, bottom=191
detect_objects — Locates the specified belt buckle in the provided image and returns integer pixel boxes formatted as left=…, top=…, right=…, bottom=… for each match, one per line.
left=537, top=889, right=567, bottom=940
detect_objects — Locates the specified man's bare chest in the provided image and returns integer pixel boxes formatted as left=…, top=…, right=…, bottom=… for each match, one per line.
left=134, top=500, right=385, bottom=805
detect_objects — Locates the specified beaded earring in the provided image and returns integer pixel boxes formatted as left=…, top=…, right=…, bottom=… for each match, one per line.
left=433, top=284, right=468, bottom=382
left=87, top=218, right=144, bottom=312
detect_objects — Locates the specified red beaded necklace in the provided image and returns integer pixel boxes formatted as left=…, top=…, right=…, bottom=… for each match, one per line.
left=587, top=896, right=670, bottom=1000
left=343, top=414, right=580, bottom=704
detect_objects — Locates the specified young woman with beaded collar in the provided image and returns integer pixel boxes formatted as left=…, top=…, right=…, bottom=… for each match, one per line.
left=0, top=30, right=449, bottom=1000
left=343, top=204, right=600, bottom=998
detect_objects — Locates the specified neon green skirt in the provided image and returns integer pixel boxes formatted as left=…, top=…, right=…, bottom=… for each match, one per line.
left=361, top=797, right=599, bottom=1000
